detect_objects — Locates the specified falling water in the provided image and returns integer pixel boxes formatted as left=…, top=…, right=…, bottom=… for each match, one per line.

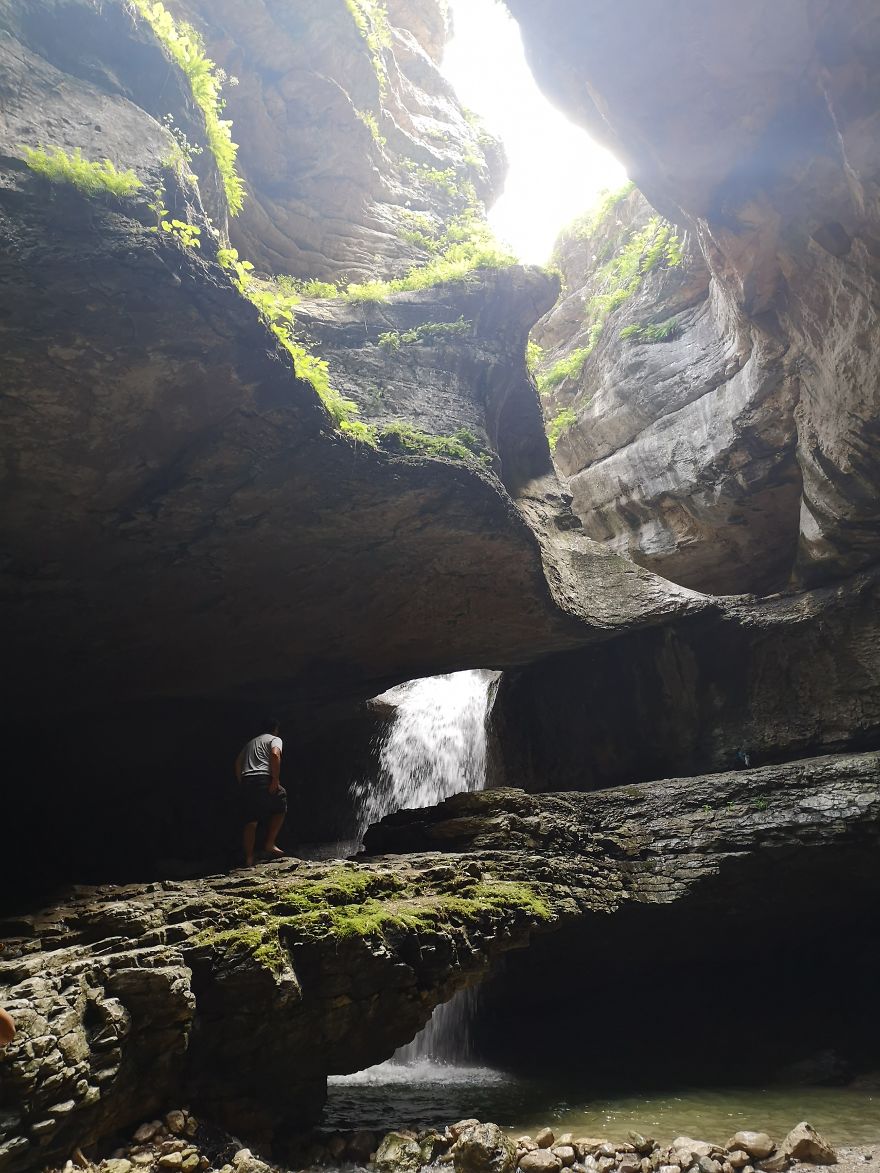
left=348, top=668, right=496, bottom=1066
left=349, top=669, right=496, bottom=841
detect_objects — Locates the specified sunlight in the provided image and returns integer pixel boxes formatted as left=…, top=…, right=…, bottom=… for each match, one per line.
left=442, top=0, right=627, bottom=264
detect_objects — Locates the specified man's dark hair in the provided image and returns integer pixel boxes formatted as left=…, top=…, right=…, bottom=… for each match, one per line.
left=262, top=714, right=281, bottom=734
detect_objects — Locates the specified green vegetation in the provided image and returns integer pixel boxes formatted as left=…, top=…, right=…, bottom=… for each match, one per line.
left=344, top=0, right=392, bottom=96
left=536, top=215, right=685, bottom=412
left=526, top=340, right=543, bottom=376
left=356, top=108, right=387, bottom=147
left=130, top=1, right=244, bottom=214
left=547, top=408, right=577, bottom=450
left=379, top=423, right=490, bottom=463
left=274, top=275, right=342, bottom=300
left=377, top=317, right=471, bottom=350
left=554, top=180, right=636, bottom=256
left=197, top=865, right=551, bottom=973
left=147, top=182, right=201, bottom=247
left=537, top=347, right=591, bottom=396
left=21, top=146, right=142, bottom=197
left=345, top=216, right=515, bottom=302
left=217, top=247, right=361, bottom=432
left=620, top=317, right=681, bottom=344
left=753, top=796, right=769, bottom=811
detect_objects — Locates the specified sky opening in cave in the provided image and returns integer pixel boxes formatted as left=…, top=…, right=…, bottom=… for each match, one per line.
left=442, top=0, right=627, bottom=265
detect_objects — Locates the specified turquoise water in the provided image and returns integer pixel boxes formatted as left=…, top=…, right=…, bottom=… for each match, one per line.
left=325, top=1062, right=880, bottom=1146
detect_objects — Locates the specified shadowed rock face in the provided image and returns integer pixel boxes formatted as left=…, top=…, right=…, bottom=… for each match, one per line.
left=0, top=0, right=712, bottom=895
left=512, top=0, right=880, bottom=591
left=486, top=568, right=880, bottom=795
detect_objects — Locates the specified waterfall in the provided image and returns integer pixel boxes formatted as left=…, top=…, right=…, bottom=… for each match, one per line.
left=350, top=669, right=495, bottom=840
left=349, top=669, right=496, bottom=1066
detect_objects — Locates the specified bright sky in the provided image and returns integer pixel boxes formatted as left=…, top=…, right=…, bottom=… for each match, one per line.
left=442, top=0, right=627, bottom=265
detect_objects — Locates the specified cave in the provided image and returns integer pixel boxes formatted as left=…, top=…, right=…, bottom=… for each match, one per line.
left=1, top=1, right=879, bottom=1171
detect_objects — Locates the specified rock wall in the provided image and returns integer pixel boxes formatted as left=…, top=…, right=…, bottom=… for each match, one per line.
left=515, top=0, right=880, bottom=593
left=176, top=0, right=504, bottom=281
left=486, top=567, right=880, bottom=795
left=534, top=189, right=801, bottom=595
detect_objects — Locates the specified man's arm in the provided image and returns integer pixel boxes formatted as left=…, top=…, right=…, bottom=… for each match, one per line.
left=269, top=742, right=282, bottom=794
left=234, top=750, right=243, bottom=783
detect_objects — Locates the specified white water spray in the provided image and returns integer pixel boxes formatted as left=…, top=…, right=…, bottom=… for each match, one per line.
left=349, top=668, right=496, bottom=1066
left=350, top=669, right=495, bottom=840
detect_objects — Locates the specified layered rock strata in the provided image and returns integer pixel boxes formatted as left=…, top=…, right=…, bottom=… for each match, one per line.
left=514, top=0, right=880, bottom=591
left=486, top=567, right=880, bottom=795
left=0, top=859, right=548, bottom=1171
left=534, top=189, right=801, bottom=595
left=4, top=751, right=878, bottom=1167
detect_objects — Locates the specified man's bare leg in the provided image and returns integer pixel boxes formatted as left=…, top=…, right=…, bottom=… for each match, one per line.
left=262, top=812, right=286, bottom=857
left=242, top=821, right=258, bottom=867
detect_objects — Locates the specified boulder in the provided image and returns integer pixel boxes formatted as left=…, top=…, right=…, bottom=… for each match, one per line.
left=452, top=1122, right=517, bottom=1173
left=521, top=1152, right=564, bottom=1173
left=553, top=1148, right=577, bottom=1169
left=537, top=1131, right=557, bottom=1150
left=728, top=1154, right=751, bottom=1169
left=779, top=1123, right=837, bottom=1165
left=728, top=1135, right=775, bottom=1161
left=375, top=1132, right=425, bottom=1173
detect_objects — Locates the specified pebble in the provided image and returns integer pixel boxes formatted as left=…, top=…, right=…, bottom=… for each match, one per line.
left=103, top=1162, right=132, bottom=1173
left=158, top=1155, right=183, bottom=1170
left=166, top=1111, right=187, bottom=1136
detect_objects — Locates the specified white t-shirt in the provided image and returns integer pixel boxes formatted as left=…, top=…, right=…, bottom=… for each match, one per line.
left=240, top=733, right=282, bottom=777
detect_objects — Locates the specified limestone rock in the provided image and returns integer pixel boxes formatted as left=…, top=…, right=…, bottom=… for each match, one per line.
left=376, top=1132, right=426, bottom=1173
left=521, top=1152, right=563, bottom=1173
left=779, top=1123, right=837, bottom=1165
left=729, top=1135, right=775, bottom=1161
left=452, top=1122, right=517, bottom=1173
left=509, top=0, right=880, bottom=591
left=537, top=1132, right=557, bottom=1150
left=553, top=1148, right=577, bottom=1168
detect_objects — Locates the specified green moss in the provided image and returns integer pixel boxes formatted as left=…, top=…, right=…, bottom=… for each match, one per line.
left=526, top=340, right=543, bottom=376
left=554, top=180, right=636, bottom=257
left=548, top=408, right=578, bottom=450
left=344, top=219, right=515, bottom=303
left=130, top=1, right=244, bottom=215
left=379, top=423, right=490, bottom=464
left=196, top=867, right=551, bottom=972
left=21, top=146, right=142, bottom=197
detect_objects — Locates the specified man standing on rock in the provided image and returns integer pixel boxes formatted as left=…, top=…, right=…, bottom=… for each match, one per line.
left=234, top=716, right=287, bottom=867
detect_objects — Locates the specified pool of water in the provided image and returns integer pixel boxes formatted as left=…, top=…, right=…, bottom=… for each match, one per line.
left=325, top=1062, right=880, bottom=1146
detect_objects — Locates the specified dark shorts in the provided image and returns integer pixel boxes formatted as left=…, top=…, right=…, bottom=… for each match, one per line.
left=240, top=776, right=287, bottom=824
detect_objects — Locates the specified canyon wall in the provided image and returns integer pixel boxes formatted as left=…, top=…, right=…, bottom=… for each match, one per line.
left=518, top=0, right=880, bottom=595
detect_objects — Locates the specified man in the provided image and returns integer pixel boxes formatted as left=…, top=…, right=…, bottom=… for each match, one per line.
left=234, top=716, right=287, bottom=867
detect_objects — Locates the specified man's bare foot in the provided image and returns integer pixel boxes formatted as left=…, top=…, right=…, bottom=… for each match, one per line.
left=262, top=845, right=285, bottom=857
left=244, top=857, right=255, bottom=868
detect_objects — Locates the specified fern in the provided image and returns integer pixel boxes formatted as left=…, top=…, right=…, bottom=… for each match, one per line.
left=129, top=1, right=244, bottom=215
left=547, top=408, right=578, bottom=450
left=21, top=146, right=142, bottom=197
